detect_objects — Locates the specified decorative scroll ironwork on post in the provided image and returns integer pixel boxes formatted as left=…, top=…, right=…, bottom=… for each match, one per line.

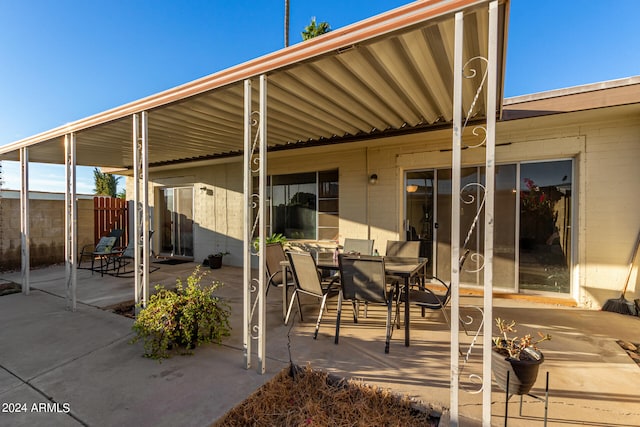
left=248, top=111, right=263, bottom=340
left=457, top=181, right=487, bottom=395
left=132, top=112, right=150, bottom=310
left=451, top=1, right=498, bottom=426
left=244, top=76, right=267, bottom=374
left=454, top=57, right=490, bottom=394
left=451, top=3, right=499, bottom=425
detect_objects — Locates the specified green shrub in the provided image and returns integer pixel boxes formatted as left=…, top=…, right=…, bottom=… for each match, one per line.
left=131, top=266, right=231, bottom=359
left=252, top=233, right=287, bottom=251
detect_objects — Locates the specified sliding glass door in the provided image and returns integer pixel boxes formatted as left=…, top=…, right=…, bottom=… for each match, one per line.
left=405, top=171, right=435, bottom=276
left=159, top=187, right=194, bottom=258
left=434, top=167, right=488, bottom=287
left=519, top=161, right=572, bottom=293
left=405, top=159, right=572, bottom=294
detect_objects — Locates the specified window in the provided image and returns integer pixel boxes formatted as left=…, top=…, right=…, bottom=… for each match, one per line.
left=318, top=170, right=339, bottom=240
left=267, top=170, right=339, bottom=240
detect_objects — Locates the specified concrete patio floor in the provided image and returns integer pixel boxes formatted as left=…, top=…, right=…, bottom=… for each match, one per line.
left=1, top=262, right=639, bottom=426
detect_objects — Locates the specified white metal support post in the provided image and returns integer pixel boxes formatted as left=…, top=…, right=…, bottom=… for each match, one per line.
left=257, top=74, right=267, bottom=373
left=482, top=2, right=499, bottom=424
left=133, top=114, right=141, bottom=308
left=242, top=76, right=267, bottom=374
left=449, top=10, right=464, bottom=426
left=243, top=79, right=252, bottom=369
left=133, top=112, right=150, bottom=309
left=20, top=147, right=30, bottom=295
left=141, top=111, right=150, bottom=305
left=64, top=133, right=78, bottom=311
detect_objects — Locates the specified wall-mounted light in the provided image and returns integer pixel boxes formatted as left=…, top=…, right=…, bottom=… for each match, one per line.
left=369, top=173, right=378, bottom=185
left=406, top=184, right=418, bottom=193
left=200, top=186, right=213, bottom=196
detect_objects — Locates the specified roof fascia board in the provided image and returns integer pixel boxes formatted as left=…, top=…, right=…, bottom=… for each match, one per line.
left=0, top=0, right=490, bottom=156
left=504, top=76, right=640, bottom=105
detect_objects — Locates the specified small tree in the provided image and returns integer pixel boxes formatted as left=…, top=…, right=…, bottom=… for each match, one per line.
left=93, top=167, right=121, bottom=197
left=302, top=17, right=331, bottom=40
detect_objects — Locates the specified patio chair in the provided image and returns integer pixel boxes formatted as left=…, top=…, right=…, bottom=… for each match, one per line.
left=78, top=229, right=123, bottom=266
left=110, top=244, right=135, bottom=276
left=285, top=251, right=340, bottom=339
left=265, top=243, right=294, bottom=296
left=385, top=240, right=422, bottom=297
left=78, top=230, right=123, bottom=275
left=343, top=238, right=375, bottom=255
left=320, top=239, right=376, bottom=286
left=265, top=242, right=300, bottom=320
left=336, top=254, right=396, bottom=353
left=385, top=240, right=420, bottom=257
left=110, top=231, right=158, bottom=277
left=407, top=249, right=470, bottom=327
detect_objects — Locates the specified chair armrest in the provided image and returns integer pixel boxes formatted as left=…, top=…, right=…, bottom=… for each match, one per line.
left=410, top=275, right=448, bottom=290
left=267, top=270, right=295, bottom=288
left=267, top=271, right=280, bottom=287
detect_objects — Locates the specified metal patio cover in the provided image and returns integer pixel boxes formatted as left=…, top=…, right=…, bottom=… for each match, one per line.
left=0, top=0, right=508, bottom=168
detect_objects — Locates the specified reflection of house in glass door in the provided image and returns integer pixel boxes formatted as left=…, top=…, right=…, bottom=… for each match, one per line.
left=404, top=159, right=573, bottom=294
left=405, top=171, right=435, bottom=276
left=158, top=187, right=194, bottom=258
left=518, top=160, right=573, bottom=293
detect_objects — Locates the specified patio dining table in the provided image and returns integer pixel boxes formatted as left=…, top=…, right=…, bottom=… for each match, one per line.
left=282, top=254, right=428, bottom=347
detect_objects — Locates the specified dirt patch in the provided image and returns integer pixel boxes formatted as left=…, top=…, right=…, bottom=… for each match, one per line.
left=214, top=364, right=439, bottom=426
left=104, top=300, right=136, bottom=319
left=617, top=340, right=640, bottom=367
left=0, top=281, right=21, bottom=296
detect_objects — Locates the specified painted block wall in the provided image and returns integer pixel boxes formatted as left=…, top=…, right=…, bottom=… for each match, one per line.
left=140, top=162, right=245, bottom=267
left=0, top=197, right=94, bottom=271
left=136, top=105, right=639, bottom=308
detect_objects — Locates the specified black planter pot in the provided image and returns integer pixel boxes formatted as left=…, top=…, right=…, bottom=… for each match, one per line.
left=492, top=349, right=544, bottom=395
left=208, top=255, right=223, bottom=269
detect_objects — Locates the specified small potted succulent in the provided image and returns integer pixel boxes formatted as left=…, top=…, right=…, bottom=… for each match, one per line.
left=492, top=318, right=551, bottom=395
left=207, top=251, right=230, bottom=269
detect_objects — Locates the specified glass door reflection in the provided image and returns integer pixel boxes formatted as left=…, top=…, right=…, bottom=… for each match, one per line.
left=405, top=170, right=434, bottom=276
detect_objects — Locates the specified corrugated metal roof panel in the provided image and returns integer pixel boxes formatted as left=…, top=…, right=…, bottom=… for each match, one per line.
left=0, top=0, right=508, bottom=169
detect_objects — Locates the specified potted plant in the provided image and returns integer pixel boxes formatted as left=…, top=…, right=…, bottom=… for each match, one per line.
left=207, top=251, right=229, bottom=269
left=252, top=233, right=287, bottom=251
left=492, top=318, right=551, bottom=395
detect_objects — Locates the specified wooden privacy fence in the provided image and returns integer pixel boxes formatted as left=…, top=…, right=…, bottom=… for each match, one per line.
left=94, top=196, right=128, bottom=248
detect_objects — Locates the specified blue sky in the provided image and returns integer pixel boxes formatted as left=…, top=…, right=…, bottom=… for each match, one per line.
left=1, top=0, right=639, bottom=193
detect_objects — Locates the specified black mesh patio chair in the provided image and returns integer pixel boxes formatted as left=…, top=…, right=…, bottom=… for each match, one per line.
left=285, top=251, right=340, bottom=339
left=407, top=249, right=470, bottom=326
left=385, top=240, right=423, bottom=304
left=336, top=254, right=396, bottom=353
